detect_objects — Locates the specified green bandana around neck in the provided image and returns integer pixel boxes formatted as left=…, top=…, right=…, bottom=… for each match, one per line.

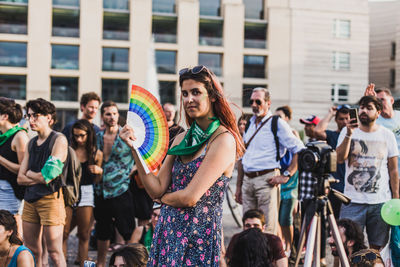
left=0, top=125, right=27, bottom=146
left=167, top=118, right=220, bottom=156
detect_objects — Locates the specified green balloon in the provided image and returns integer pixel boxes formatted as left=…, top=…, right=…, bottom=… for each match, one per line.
left=381, top=199, right=400, bottom=226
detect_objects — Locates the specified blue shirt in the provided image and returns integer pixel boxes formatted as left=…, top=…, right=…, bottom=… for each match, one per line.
left=8, top=245, right=34, bottom=267
left=95, top=127, right=134, bottom=199
left=376, top=110, right=400, bottom=170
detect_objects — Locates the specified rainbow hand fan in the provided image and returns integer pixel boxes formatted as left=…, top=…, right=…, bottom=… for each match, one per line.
left=126, top=85, right=169, bottom=174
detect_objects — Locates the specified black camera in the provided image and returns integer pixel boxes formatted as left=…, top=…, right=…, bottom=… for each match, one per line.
left=298, top=141, right=337, bottom=175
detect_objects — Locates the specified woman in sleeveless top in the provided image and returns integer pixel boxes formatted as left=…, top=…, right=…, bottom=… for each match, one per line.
left=0, top=210, right=34, bottom=266
left=63, top=120, right=103, bottom=267
left=0, top=98, right=29, bottom=235
left=120, top=65, right=245, bottom=266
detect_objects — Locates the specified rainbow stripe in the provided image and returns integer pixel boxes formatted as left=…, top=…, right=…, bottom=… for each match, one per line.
left=129, top=85, right=169, bottom=172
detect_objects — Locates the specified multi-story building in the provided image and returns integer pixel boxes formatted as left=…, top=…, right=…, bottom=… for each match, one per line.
left=369, top=0, right=400, bottom=99
left=0, top=0, right=369, bottom=130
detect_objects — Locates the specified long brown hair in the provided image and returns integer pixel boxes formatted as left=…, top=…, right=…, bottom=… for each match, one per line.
left=0, top=210, right=22, bottom=245
left=179, top=67, right=245, bottom=158
left=71, top=119, right=97, bottom=164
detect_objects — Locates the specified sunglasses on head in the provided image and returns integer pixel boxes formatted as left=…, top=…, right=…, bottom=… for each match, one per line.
left=249, top=99, right=262, bottom=105
left=350, top=251, right=381, bottom=264
left=179, top=65, right=207, bottom=76
left=337, top=104, right=351, bottom=110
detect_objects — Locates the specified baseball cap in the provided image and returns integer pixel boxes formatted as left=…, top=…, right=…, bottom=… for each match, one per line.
left=300, top=115, right=320, bottom=125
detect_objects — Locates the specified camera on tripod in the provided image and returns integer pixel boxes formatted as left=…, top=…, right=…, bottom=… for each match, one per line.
left=298, top=141, right=337, bottom=176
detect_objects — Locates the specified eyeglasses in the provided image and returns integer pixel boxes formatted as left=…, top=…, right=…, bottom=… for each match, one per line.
left=337, top=104, right=351, bottom=110
left=350, top=251, right=381, bottom=264
left=24, top=113, right=42, bottom=120
left=179, top=65, right=207, bottom=76
left=73, top=133, right=87, bottom=138
left=249, top=99, right=262, bottom=106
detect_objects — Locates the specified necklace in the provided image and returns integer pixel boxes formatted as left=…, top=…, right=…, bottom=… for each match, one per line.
left=0, top=243, right=11, bottom=267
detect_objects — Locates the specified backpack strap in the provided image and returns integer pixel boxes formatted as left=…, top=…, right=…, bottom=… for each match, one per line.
left=271, top=115, right=280, bottom=162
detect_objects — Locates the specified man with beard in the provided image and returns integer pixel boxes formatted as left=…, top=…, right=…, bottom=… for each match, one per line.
left=94, top=101, right=135, bottom=267
left=328, top=218, right=366, bottom=261
left=163, top=103, right=184, bottom=148
left=336, top=95, right=399, bottom=250
left=235, top=87, right=304, bottom=234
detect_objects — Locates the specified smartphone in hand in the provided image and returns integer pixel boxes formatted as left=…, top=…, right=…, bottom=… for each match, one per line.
left=349, top=108, right=359, bottom=124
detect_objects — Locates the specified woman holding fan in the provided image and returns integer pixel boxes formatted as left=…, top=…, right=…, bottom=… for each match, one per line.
left=120, top=65, right=244, bottom=266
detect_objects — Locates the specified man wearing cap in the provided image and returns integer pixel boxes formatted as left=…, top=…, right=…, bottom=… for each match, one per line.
left=235, top=87, right=304, bottom=235
left=299, top=115, right=320, bottom=141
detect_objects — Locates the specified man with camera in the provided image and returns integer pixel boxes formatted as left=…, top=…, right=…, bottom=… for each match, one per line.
left=336, top=95, right=399, bottom=250
left=235, top=87, right=304, bottom=235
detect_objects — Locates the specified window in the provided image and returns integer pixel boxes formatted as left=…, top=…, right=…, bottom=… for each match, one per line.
left=159, top=81, right=176, bottom=104
left=0, top=1, right=28, bottom=34
left=244, top=22, right=267, bottom=49
left=53, top=109, right=78, bottom=132
left=199, top=18, right=223, bottom=46
left=198, top=53, right=222, bottom=77
left=331, top=84, right=349, bottom=103
left=243, top=0, right=264, bottom=20
left=243, top=55, right=266, bottom=78
left=103, top=11, right=129, bottom=40
left=152, top=15, right=177, bottom=43
left=332, top=52, right=350, bottom=70
left=51, top=77, right=78, bottom=101
left=200, top=0, right=220, bottom=17
left=152, top=0, right=175, bottom=14
left=52, top=0, right=80, bottom=37
left=391, top=42, right=396, bottom=60
left=155, top=50, right=176, bottom=74
left=102, top=47, right=129, bottom=72
left=103, top=0, right=129, bottom=10
left=333, top=19, right=350, bottom=38
left=0, top=42, right=26, bottom=67
left=52, top=44, right=79, bottom=69
left=102, top=79, right=129, bottom=103
left=242, top=84, right=266, bottom=107
left=0, top=75, right=26, bottom=100
left=390, top=69, right=396, bottom=88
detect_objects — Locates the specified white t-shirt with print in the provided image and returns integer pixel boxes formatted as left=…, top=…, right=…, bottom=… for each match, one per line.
left=337, top=126, right=398, bottom=204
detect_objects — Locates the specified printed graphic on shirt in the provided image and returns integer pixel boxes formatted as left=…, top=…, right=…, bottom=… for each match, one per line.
left=347, top=139, right=385, bottom=193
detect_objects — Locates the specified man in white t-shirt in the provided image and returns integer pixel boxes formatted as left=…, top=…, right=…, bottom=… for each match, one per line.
left=336, top=95, right=399, bottom=250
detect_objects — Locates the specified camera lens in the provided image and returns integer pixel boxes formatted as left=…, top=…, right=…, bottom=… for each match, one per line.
left=299, top=150, right=319, bottom=171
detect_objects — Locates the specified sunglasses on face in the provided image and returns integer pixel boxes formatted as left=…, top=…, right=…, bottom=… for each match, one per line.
left=179, top=65, right=207, bottom=76
left=249, top=99, right=262, bottom=105
left=350, top=252, right=381, bottom=264
left=24, top=113, right=42, bottom=120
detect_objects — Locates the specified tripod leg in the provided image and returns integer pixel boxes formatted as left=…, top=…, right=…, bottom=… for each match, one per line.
left=312, top=216, right=321, bottom=267
left=304, top=215, right=318, bottom=267
left=327, top=213, right=350, bottom=267
left=295, top=214, right=308, bottom=267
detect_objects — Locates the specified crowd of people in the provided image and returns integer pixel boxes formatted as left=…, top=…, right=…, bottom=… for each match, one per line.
left=0, top=64, right=398, bottom=267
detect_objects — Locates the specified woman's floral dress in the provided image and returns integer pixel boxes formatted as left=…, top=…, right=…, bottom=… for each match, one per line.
left=148, top=154, right=229, bottom=266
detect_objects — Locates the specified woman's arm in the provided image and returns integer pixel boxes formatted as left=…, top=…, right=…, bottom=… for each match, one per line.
left=89, top=150, right=103, bottom=183
left=17, top=148, right=36, bottom=186
left=16, top=249, right=35, bottom=266
left=0, top=131, right=29, bottom=174
left=161, top=131, right=236, bottom=208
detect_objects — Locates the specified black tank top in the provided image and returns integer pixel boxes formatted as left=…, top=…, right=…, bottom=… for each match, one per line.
left=24, top=131, right=62, bottom=203
left=80, top=161, right=97, bottom=185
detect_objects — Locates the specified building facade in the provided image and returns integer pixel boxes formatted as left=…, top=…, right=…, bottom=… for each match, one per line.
left=0, top=0, right=369, bottom=130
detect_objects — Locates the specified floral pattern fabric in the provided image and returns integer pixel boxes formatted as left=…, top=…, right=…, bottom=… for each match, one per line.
left=148, top=155, right=229, bottom=266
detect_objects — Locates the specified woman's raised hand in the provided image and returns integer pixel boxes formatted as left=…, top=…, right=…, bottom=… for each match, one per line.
left=119, top=125, right=137, bottom=149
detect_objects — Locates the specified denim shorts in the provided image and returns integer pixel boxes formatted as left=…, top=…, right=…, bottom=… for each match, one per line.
left=0, top=180, right=21, bottom=214
left=340, top=202, right=389, bottom=247
left=77, top=185, right=94, bottom=207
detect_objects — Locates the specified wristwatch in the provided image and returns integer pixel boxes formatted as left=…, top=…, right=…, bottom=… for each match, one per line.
left=283, top=170, right=291, bottom=177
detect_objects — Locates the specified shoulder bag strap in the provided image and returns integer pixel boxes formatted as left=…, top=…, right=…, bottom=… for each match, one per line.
left=245, top=116, right=272, bottom=149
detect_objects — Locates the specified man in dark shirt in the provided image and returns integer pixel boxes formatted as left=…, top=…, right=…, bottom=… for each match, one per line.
left=162, top=103, right=184, bottom=147
left=225, top=209, right=287, bottom=267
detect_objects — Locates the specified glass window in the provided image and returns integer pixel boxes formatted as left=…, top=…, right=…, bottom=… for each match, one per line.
left=0, top=75, right=26, bottom=100
left=152, top=15, right=177, bottom=43
left=332, top=52, right=350, bottom=70
left=199, top=18, right=223, bottom=46
left=331, top=84, right=349, bottom=103
left=0, top=0, right=28, bottom=3
left=51, top=77, right=78, bottom=101
left=0, top=3, right=28, bottom=34
left=198, top=53, right=222, bottom=77
left=0, top=42, right=26, bottom=67
left=243, top=55, right=266, bottom=78
left=103, top=0, right=129, bottom=10
left=52, top=7, right=80, bottom=37
left=53, top=0, right=79, bottom=7
left=243, top=0, right=264, bottom=19
left=333, top=19, right=350, bottom=38
left=103, top=11, right=129, bottom=40
left=152, top=0, right=175, bottom=14
left=390, top=69, right=396, bottom=88
left=52, top=44, right=79, bottom=70
left=200, top=0, right=220, bottom=17
left=53, top=109, right=78, bottom=132
left=102, top=79, right=129, bottom=103
left=244, top=22, right=267, bottom=49
left=391, top=42, right=396, bottom=60
left=242, top=84, right=267, bottom=107
left=155, top=50, right=176, bottom=74
left=159, top=81, right=176, bottom=105
left=102, top=47, right=129, bottom=72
